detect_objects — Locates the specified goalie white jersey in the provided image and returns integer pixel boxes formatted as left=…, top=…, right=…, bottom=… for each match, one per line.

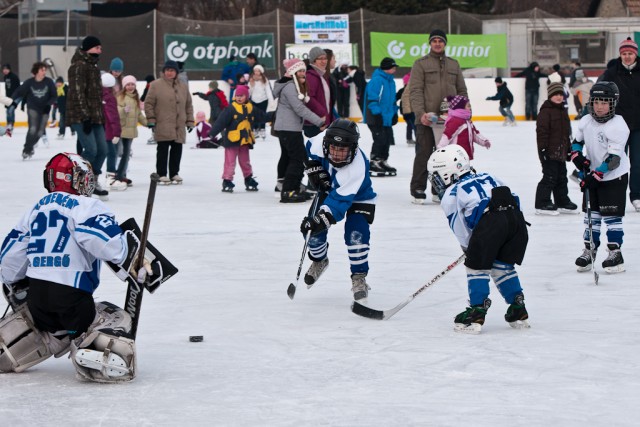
left=0, top=192, right=128, bottom=293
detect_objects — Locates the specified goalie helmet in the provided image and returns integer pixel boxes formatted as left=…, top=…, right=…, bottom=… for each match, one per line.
left=588, top=81, right=619, bottom=123
left=323, top=119, right=360, bottom=168
left=427, top=145, right=471, bottom=197
left=43, top=152, right=95, bottom=196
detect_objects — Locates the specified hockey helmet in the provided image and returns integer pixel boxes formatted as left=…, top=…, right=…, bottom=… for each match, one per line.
left=427, top=145, right=471, bottom=197
left=588, top=81, right=619, bottom=123
left=43, top=152, right=95, bottom=196
left=322, top=119, right=360, bottom=168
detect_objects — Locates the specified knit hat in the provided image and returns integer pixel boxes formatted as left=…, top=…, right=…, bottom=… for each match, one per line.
left=283, top=58, right=306, bottom=77
left=101, top=72, right=116, bottom=88
left=552, top=63, right=561, bottom=72
left=234, top=85, right=249, bottom=98
left=81, top=35, right=101, bottom=52
left=196, top=111, right=206, bottom=122
left=619, top=37, right=638, bottom=55
left=162, top=60, right=179, bottom=73
left=55, top=76, right=64, bottom=84
left=429, top=29, right=447, bottom=45
left=575, top=69, right=585, bottom=79
left=110, top=57, right=124, bottom=72
left=253, top=64, right=265, bottom=74
left=447, top=95, right=468, bottom=110
left=380, top=57, right=397, bottom=70
left=547, top=82, right=564, bottom=97
left=121, top=75, right=136, bottom=87
left=308, top=46, right=326, bottom=63
left=208, top=80, right=218, bottom=90
left=495, top=76, right=503, bottom=83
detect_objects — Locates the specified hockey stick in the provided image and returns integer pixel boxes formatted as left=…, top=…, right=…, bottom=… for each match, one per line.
left=287, top=192, right=322, bottom=300
left=352, top=253, right=466, bottom=320
left=584, top=183, right=599, bottom=286
left=125, top=173, right=159, bottom=338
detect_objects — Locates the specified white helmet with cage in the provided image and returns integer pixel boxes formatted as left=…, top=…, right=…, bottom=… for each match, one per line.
left=427, top=145, right=471, bottom=197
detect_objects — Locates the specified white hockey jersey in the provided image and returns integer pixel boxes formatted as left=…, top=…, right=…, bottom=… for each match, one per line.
left=0, top=192, right=128, bottom=293
left=440, top=172, right=508, bottom=248
left=574, top=114, right=630, bottom=180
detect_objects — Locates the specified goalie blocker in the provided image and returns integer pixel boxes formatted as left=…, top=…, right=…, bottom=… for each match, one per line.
left=106, top=217, right=178, bottom=293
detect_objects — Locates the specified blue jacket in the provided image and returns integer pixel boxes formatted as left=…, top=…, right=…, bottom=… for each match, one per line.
left=363, top=68, right=398, bottom=127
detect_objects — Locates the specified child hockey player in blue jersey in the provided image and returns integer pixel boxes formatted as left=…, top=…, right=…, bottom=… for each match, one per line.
left=570, top=81, right=629, bottom=274
left=427, top=145, right=530, bottom=333
left=300, top=119, right=377, bottom=300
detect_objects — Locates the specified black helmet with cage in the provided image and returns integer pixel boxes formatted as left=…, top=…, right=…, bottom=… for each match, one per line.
left=588, top=81, right=619, bottom=123
left=322, top=119, right=360, bottom=168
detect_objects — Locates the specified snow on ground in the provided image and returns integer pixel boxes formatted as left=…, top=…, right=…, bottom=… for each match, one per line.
left=1, top=121, right=639, bottom=426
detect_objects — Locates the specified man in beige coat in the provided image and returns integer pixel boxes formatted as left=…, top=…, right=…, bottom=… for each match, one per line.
left=409, top=29, right=467, bottom=204
left=144, top=60, right=194, bottom=184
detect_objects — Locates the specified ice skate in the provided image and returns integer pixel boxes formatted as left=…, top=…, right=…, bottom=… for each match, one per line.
left=41, top=135, right=49, bottom=147
left=245, top=175, right=259, bottom=191
left=304, top=258, right=329, bottom=287
left=632, top=199, right=640, bottom=212
left=274, top=178, right=283, bottom=192
left=22, top=150, right=34, bottom=160
left=157, top=176, right=172, bottom=186
left=411, top=190, right=427, bottom=205
left=558, top=201, right=578, bottom=214
left=432, top=193, right=441, bottom=204
left=602, top=243, right=624, bottom=273
left=259, top=128, right=266, bottom=139
left=171, top=175, right=183, bottom=185
left=575, top=244, right=596, bottom=272
left=56, top=134, right=64, bottom=140
left=454, top=299, right=491, bottom=334
left=504, top=293, right=530, bottom=329
left=107, top=174, right=127, bottom=191
left=502, top=118, right=509, bottom=127
left=406, top=139, right=416, bottom=145
left=222, top=179, right=235, bottom=193
left=92, top=176, right=109, bottom=201
left=351, top=273, right=370, bottom=301
left=146, top=136, right=156, bottom=145
left=369, top=159, right=395, bottom=177
left=280, top=190, right=308, bottom=204
left=379, top=160, right=397, bottom=176
left=535, top=203, right=559, bottom=216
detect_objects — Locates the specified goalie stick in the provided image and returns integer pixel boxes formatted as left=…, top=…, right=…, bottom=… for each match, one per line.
left=287, top=192, right=322, bottom=300
left=351, top=253, right=466, bottom=320
left=125, top=173, right=159, bottom=338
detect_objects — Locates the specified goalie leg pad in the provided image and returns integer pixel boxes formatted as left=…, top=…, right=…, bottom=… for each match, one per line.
left=70, top=301, right=136, bottom=383
left=2, top=278, right=30, bottom=311
left=0, top=306, right=53, bottom=373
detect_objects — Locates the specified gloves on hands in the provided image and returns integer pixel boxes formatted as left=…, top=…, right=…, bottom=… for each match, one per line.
left=580, top=170, right=603, bottom=191
left=300, top=210, right=336, bottom=235
left=305, top=160, right=331, bottom=191
left=112, top=136, right=120, bottom=144
left=82, top=120, right=92, bottom=135
left=570, top=150, right=591, bottom=171
left=187, top=126, right=194, bottom=133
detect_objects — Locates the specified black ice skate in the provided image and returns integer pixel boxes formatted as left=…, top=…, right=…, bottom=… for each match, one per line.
left=351, top=273, right=370, bottom=301
left=245, top=175, right=259, bottom=191
left=504, top=293, right=530, bottom=329
left=602, top=243, right=625, bottom=273
left=369, top=159, right=396, bottom=177
left=304, top=258, right=329, bottom=288
left=280, top=190, right=308, bottom=204
left=222, top=179, right=235, bottom=193
left=575, top=244, right=597, bottom=272
left=411, top=190, right=427, bottom=205
left=454, top=298, right=491, bottom=334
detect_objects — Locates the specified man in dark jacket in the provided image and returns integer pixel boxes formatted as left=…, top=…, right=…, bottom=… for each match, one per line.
left=599, top=37, right=640, bottom=211
left=66, top=35, right=109, bottom=199
left=2, top=64, right=20, bottom=130
left=516, top=62, right=547, bottom=121
left=347, top=66, right=366, bottom=117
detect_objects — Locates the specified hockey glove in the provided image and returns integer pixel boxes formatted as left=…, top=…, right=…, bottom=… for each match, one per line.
left=82, top=119, right=92, bottom=135
left=305, top=160, right=331, bottom=191
left=300, top=210, right=336, bottom=235
left=570, top=150, right=591, bottom=171
left=580, top=170, right=603, bottom=192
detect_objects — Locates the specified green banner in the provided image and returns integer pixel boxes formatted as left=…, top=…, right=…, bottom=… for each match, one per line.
left=164, top=33, right=275, bottom=71
left=370, top=32, right=507, bottom=69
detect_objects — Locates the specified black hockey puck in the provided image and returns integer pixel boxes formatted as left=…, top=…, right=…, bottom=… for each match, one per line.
left=189, top=335, right=203, bottom=342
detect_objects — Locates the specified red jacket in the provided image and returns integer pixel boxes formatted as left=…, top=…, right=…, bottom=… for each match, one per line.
left=304, top=66, right=334, bottom=127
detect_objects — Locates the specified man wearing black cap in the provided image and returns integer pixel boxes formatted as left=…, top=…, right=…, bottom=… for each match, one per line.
left=2, top=64, right=20, bottom=131
left=364, top=57, right=399, bottom=176
left=66, top=35, right=109, bottom=200
left=408, top=29, right=467, bottom=204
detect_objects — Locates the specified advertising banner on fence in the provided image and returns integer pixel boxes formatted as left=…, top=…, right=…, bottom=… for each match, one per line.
left=370, top=32, right=507, bottom=68
left=164, top=33, right=275, bottom=71
left=285, top=43, right=357, bottom=68
left=294, top=14, right=349, bottom=44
